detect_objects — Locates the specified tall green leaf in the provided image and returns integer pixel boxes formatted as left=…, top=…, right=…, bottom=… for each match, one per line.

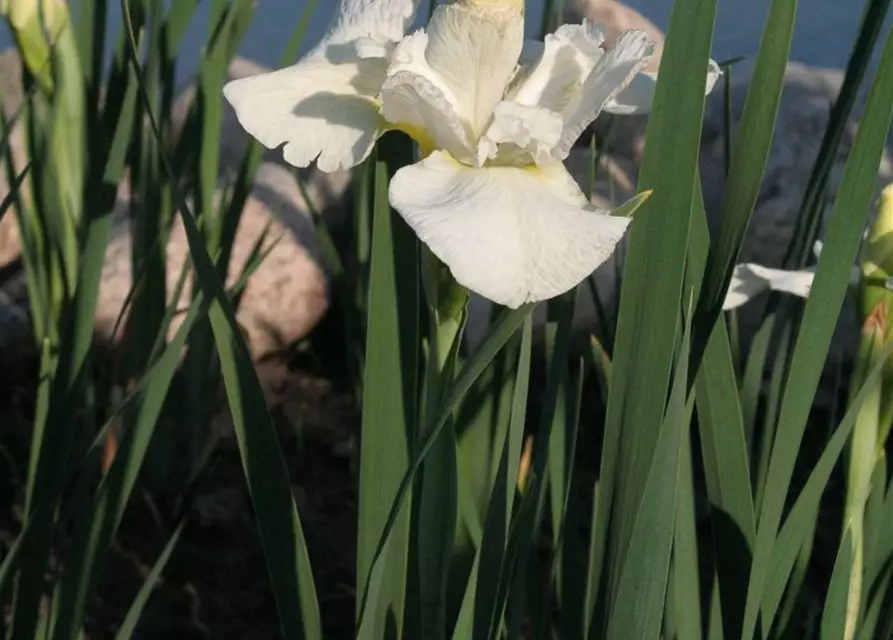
left=121, top=4, right=322, bottom=636
left=783, top=0, right=893, bottom=268
left=741, top=26, right=893, bottom=639
left=821, top=528, right=854, bottom=639
left=451, top=318, right=531, bottom=640
left=357, top=305, right=535, bottom=634
left=355, top=132, right=419, bottom=639
left=596, top=0, right=718, bottom=621
left=606, top=305, right=693, bottom=638
left=692, top=0, right=798, bottom=358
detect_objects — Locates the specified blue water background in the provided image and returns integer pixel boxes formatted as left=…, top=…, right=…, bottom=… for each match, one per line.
left=1, top=1, right=890, bottom=76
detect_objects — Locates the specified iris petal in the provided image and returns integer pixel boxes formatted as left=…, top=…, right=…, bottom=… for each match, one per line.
left=389, top=150, right=630, bottom=307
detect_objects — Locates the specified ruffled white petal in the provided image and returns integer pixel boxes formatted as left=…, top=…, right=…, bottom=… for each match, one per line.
left=323, top=0, right=419, bottom=45
left=389, top=150, right=630, bottom=308
left=423, top=2, right=524, bottom=138
left=552, top=29, right=653, bottom=159
left=223, top=48, right=388, bottom=172
left=723, top=264, right=815, bottom=311
left=380, top=31, right=476, bottom=162
left=604, top=58, right=723, bottom=115
left=509, top=22, right=608, bottom=115
left=480, top=101, right=564, bottom=166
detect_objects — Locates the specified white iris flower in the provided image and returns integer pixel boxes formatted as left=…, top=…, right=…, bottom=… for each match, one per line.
left=223, top=0, right=420, bottom=172
left=224, top=0, right=722, bottom=308
left=723, top=264, right=817, bottom=310
left=722, top=239, right=867, bottom=311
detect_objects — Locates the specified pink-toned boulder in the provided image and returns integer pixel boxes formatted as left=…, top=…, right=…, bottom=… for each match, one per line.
left=95, top=160, right=342, bottom=359
left=0, top=49, right=26, bottom=269
left=94, top=57, right=354, bottom=359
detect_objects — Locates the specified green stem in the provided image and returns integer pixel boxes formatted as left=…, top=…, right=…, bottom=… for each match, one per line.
left=417, top=248, right=468, bottom=639
left=843, top=315, right=885, bottom=639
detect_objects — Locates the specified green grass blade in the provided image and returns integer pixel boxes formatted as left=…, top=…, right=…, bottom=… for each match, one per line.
left=739, top=316, right=774, bottom=453
left=757, top=335, right=890, bottom=634
left=821, top=528, right=854, bottom=640
left=0, top=220, right=280, bottom=612
left=741, top=26, right=893, bottom=639
left=0, top=163, right=30, bottom=223
left=607, top=304, right=693, bottom=639
left=356, top=304, right=535, bottom=633
left=549, top=364, right=586, bottom=640
left=465, top=318, right=532, bottom=640
left=862, top=457, right=888, bottom=594
left=783, top=0, right=893, bottom=268
left=694, top=317, right=755, bottom=639
left=162, top=0, right=200, bottom=51
left=538, top=295, right=584, bottom=638
left=672, top=407, right=703, bottom=640
left=10, top=33, right=97, bottom=635
left=857, top=561, right=893, bottom=640
left=121, top=4, right=322, bottom=636
left=355, top=133, right=420, bottom=638
left=498, top=293, right=577, bottom=639
left=692, top=0, right=797, bottom=352
left=49, top=260, right=232, bottom=640
left=865, top=464, right=893, bottom=599
left=0, top=514, right=34, bottom=598
left=752, top=318, right=793, bottom=516
left=454, top=335, right=519, bottom=548
left=599, top=0, right=717, bottom=613
left=695, top=320, right=756, bottom=542
left=113, top=519, right=186, bottom=640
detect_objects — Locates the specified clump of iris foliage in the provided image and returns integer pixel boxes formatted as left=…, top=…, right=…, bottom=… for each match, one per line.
left=1, top=0, right=893, bottom=638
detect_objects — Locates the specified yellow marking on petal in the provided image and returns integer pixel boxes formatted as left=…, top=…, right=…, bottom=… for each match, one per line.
left=459, top=0, right=524, bottom=12
left=388, top=122, right=438, bottom=157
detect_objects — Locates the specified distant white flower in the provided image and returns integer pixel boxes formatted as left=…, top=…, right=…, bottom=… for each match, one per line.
left=722, top=240, right=863, bottom=310
left=723, top=263, right=817, bottom=310
left=223, top=0, right=419, bottom=172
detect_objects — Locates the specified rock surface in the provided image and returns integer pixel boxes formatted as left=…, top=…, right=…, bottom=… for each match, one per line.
left=1, top=55, right=346, bottom=358
left=0, top=49, right=26, bottom=269
left=699, top=61, right=893, bottom=375
left=701, top=61, right=893, bottom=268
left=94, top=163, right=340, bottom=360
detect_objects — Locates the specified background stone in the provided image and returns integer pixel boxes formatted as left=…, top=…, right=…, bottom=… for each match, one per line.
left=700, top=61, right=893, bottom=268
left=1, top=55, right=348, bottom=359
left=94, top=159, right=339, bottom=359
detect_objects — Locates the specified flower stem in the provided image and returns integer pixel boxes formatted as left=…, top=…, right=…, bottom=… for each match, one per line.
left=417, top=248, right=468, bottom=639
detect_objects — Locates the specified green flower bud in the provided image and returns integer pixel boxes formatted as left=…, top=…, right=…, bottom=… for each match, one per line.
left=860, top=183, right=893, bottom=322
left=1, top=0, right=68, bottom=94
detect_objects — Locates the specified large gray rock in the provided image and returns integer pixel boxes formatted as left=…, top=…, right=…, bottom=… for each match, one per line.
left=700, top=61, right=893, bottom=268
left=699, top=62, right=893, bottom=381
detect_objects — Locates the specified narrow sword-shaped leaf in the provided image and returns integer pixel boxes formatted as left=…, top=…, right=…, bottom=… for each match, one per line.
left=741, top=26, right=893, bottom=639
left=121, top=4, right=322, bottom=636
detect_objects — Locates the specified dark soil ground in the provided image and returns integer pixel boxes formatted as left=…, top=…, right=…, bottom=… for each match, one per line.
left=0, top=330, right=362, bottom=639
left=0, top=302, right=853, bottom=639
